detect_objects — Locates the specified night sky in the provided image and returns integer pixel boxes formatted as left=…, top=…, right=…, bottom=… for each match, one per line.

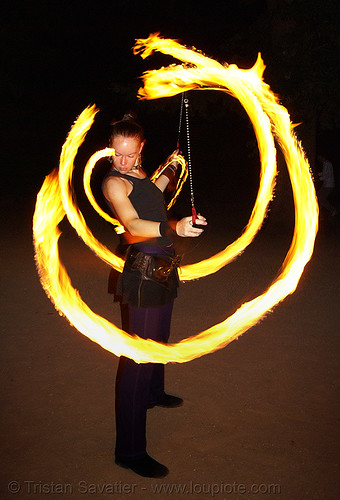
left=2, top=0, right=339, bottom=208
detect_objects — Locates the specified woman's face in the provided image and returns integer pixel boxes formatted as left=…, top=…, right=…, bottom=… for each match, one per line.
left=111, top=135, right=144, bottom=174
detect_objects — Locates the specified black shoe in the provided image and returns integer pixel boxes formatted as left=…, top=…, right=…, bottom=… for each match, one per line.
left=115, top=453, right=169, bottom=478
left=148, top=393, right=183, bottom=409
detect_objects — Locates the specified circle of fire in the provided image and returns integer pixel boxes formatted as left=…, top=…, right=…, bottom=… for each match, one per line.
left=33, top=34, right=318, bottom=363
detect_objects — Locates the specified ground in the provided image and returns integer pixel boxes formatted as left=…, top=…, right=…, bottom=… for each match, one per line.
left=1, top=192, right=339, bottom=500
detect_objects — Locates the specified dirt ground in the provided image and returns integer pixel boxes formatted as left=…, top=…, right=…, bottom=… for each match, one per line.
left=1, top=193, right=339, bottom=500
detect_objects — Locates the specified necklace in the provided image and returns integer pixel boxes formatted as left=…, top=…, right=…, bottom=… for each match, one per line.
left=113, top=165, right=145, bottom=179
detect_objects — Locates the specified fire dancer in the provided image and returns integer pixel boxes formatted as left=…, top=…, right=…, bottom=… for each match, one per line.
left=102, top=113, right=207, bottom=478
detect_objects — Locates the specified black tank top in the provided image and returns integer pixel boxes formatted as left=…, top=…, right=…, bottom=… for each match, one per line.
left=106, top=169, right=172, bottom=247
left=105, top=169, right=178, bottom=307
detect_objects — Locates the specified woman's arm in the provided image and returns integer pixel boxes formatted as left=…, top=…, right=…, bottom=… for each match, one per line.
left=154, top=150, right=180, bottom=192
left=104, top=176, right=207, bottom=238
left=104, top=177, right=161, bottom=237
left=154, top=174, right=170, bottom=192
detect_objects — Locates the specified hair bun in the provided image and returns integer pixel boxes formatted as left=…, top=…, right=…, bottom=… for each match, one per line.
left=110, top=112, right=144, bottom=141
left=122, top=111, right=138, bottom=121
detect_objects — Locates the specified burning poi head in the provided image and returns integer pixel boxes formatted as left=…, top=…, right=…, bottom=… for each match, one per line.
left=33, top=34, right=318, bottom=364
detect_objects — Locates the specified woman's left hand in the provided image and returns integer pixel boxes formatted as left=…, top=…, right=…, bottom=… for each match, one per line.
left=175, top=214, right=207, bottom=237
left=168, top=149, right=181, bottom=167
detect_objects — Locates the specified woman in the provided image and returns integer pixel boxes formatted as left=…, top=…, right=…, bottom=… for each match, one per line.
left=103, top=114, right=206, bottom=478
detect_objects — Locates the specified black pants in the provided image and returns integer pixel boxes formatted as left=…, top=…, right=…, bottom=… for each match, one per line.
left=115, top=300, right=174, bottom=460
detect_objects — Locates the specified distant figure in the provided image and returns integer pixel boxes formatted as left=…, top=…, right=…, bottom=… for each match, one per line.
left=317, top=154, right=336, bottom=217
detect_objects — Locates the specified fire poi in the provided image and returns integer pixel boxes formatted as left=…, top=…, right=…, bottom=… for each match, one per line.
left=33, top=34, right=319, bottom=364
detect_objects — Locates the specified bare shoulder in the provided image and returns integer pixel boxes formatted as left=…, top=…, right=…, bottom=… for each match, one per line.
left=104, top=175, right=125, bottom=189
left=103, top=175, right=130, bottom=199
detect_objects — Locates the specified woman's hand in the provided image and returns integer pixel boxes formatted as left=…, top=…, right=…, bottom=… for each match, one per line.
left=175, top=214, right=207, bottom=237
left=169, top=148, right=180, bottom=166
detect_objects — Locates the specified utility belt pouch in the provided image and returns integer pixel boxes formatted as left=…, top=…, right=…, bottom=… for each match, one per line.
left=125, top=246, right=181, bottom=286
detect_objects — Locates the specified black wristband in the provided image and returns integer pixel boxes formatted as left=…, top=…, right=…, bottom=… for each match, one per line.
left=162, top=163, right=178, bottom=181
left=159, top=221, right=176, bottom=238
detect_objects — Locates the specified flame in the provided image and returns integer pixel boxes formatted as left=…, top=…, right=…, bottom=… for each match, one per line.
left=53, top=97, right=276, bottom=280
left=149, top=153, right=188, bottom=209
left=83, top=147, right=125, bottom=234
left=33, top=35, right=318, bottom=363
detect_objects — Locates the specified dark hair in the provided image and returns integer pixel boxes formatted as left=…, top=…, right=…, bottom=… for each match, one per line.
left=110, top=112, right=144, bottom=142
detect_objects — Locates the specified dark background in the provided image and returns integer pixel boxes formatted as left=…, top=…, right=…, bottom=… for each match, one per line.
left=2, top=0, right=339, bottom=221
left=1, top=3, right=340, bottom=496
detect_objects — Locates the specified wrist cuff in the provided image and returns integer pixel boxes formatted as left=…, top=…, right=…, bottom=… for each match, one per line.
left=159, top=221, right=176, bottom=238
left=162, top=164, right=177, bottom=181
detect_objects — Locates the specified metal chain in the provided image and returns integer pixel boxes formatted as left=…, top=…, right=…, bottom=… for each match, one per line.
left=176, top=92, right=185, bottom=149
left=184, top=97, right=195, bottom=210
